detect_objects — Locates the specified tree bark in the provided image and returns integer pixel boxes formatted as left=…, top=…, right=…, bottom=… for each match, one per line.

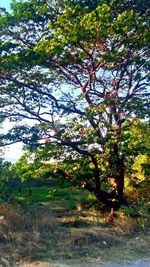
left=113, top=144, right=126, bottom=205
left=89, top=154, right=101, bottom=197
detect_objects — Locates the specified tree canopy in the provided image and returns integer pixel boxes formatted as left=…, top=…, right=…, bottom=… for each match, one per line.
left=0, top=0, right=149, bottom=207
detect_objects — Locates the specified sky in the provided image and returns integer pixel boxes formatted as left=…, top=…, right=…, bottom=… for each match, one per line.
left=0, top=0, right=23, bottom=160
left=1, top=122, right=23, bottom=161
left=0, top=0, right=11, bottom=10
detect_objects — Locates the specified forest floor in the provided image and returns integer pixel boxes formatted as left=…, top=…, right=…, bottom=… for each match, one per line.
left=0, top=180, right=150, bottom=267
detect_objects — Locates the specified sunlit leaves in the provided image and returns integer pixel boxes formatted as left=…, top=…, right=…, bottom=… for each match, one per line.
left=0, top=0, right=149, bottom=205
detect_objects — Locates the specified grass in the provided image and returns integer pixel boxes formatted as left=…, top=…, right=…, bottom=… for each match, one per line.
left=12, top=187, right=54, bottom=203
left=0, top=202, right=150, bottom=267
left=0, top=180, right=150, bottom=266
left=11, top=183, right=96, bottom=210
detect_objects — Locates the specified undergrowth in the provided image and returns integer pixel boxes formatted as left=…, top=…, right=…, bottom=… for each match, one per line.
left=0, top=178, right=150, bottom=266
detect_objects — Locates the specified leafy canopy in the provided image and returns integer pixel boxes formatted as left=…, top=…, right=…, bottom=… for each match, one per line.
left=0, top=0, right=149, bottom=205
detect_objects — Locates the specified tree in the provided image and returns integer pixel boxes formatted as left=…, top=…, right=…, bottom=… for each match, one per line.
left=0, top=158, right=12, bottom=201
left=0, top=0, right=149, bottom=208
left=122, top=120, right=150, bottom=188
left=11, top=151, right=56, bottom=182
left=0, top=158, right=11, bottom=180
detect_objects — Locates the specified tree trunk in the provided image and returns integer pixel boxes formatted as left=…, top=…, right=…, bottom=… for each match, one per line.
left=114, top=145, right=127, bottom=206
left=117, top=163, right=125, bottom=203
left=29, top=187, right=32, bottom=196
left=88, top=151, right=127, bottom=209
left=89, top=154, right=101, bottom=197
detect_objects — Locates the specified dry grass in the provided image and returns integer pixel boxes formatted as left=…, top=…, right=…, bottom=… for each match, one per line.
left=0, top=203, right=150, bottom=267
left=113, top=212, right=136, bottom=233
left=0, top=204, right=59, bottom=266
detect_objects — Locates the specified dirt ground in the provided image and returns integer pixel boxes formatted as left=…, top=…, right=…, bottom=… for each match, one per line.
left=0, top=200, right=150, bottom=267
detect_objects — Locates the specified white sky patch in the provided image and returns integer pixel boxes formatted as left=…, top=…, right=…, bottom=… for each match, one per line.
left=4, top=142, right=23, bottom=160
left=1, top=120, right=35, bottom=160
left=0, top=121, right=23, bottom=160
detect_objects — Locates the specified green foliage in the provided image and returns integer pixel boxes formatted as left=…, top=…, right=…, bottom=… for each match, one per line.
left=0, top=158, right=13, bottom=202
left=11, top=151, right=57, bottom=182
left=122, top=121, right=150, bottom=189
left=0, top=158, right=11, bottom=180
left=132, top=155, right=150, bottom=182
left=0, top=0, right=149, bottom=207
left=11, top=153, right=35, bottom=182
left=119, top=196, right=150, bottom=227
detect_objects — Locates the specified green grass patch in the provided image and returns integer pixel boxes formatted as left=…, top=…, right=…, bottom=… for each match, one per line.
left=11, top=185, right=96, bottom=210
left=12, top=187, right=53, bottom=203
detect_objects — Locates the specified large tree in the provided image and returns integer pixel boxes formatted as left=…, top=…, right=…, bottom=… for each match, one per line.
left=0, top=0, right=149, bottom=207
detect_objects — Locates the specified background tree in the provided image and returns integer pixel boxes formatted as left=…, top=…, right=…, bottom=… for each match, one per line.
left=0, top=0, right=149, bottom=207
left=122, top=120, right=150, bottom=188
left=11, top=151, right=56, bottom=182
